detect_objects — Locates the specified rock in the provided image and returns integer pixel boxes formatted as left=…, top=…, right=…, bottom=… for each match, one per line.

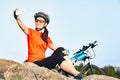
left=0, top=59, right=19, bottom=73
left=4, top=62, right=75, bottom=80
left=82, top=75, right=120, bottom=80
left=0, top=59, right=120, bottom=80
left=0, top=59, right=20, bottom=80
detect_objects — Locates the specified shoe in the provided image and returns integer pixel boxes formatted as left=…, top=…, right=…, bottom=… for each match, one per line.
left=74, top=73, right=83, bottom=80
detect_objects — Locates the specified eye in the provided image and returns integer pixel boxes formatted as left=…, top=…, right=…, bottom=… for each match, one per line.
left=35, top=20, right=45, bottom=23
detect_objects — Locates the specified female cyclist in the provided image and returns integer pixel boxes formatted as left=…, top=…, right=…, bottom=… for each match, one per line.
left=13, top=9, right=81, bottom=80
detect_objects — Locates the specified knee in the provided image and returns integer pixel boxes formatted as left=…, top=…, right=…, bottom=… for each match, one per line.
left=53, top=47, right=66, bottom=65
left=53, top=47, right=65, bottom=56
left=56, top=47, right=65, bottom=52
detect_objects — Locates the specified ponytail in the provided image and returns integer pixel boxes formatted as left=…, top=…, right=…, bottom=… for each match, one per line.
left=41, top=27, right=48, bottom=44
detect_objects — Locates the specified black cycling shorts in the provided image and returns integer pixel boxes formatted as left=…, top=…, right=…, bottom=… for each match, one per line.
left=33, top=47, right=65, bottom=69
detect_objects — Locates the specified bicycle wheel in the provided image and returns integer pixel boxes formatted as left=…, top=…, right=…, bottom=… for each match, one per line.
left=80, top=64, right=105, bottom=77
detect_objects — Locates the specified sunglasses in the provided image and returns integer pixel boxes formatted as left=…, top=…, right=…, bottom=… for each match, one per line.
left=35, top=19, right=45, bottom=23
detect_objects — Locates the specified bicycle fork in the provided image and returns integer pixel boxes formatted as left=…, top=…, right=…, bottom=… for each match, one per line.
left=88, top=63, right=94, bottom=74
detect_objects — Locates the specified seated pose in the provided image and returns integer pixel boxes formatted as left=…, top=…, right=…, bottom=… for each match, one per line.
left=13, top=9, right=81, bottom=80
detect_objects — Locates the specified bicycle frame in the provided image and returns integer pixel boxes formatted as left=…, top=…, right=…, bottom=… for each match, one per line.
left=58, top=41, right=105, bottom=78
left=69, top=41, right=97, bottom=65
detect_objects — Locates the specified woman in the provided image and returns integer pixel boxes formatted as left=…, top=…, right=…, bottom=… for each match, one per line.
left=13, top=9, right=81, bottom=79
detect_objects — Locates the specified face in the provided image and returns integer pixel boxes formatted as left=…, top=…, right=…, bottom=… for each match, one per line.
left=35, top=17, right=47, bottom=31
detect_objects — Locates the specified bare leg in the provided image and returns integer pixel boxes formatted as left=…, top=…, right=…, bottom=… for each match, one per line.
left=60, top=56, right=79, bottom=76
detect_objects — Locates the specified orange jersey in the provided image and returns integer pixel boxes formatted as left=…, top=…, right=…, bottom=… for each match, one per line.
left=27, top=28, right=53, bottom=62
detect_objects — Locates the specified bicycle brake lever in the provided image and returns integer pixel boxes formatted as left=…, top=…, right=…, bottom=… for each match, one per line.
left=82, top=45, right=89, bottom=51
left=90, top=41, right=98, bottom=48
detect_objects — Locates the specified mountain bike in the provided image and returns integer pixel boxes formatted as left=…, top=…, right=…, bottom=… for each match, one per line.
left=57, top=41, right=105, bottom=79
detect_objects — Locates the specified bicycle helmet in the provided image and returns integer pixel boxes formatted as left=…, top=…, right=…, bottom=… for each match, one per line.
left=34, top=12, right=50, bottom=24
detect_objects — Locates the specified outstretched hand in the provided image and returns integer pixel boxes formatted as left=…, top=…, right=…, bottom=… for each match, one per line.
left=13, top=8, right=25, bottom=19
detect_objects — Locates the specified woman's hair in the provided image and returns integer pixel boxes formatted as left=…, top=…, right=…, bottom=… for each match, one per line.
left=41, top=27, right=48, bottom=44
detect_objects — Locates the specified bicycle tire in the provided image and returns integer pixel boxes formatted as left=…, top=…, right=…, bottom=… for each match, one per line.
left=80, top=64, right=105, bottom=77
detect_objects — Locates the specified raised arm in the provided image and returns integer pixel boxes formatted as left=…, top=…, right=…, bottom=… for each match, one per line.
left=14, top=9, right=29, bottom=35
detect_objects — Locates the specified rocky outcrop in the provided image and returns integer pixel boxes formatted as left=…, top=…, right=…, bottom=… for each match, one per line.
left=0, top=59, right=20, bottom=80
left=82, top=75, right=120, bottom=80
left=4, top=62, right=74, bottom=80
left=0, top=59, right=120, bottom=80
left=0, top=59, right=19, bottom=73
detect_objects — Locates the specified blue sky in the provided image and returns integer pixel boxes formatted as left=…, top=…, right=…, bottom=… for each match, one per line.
left=0, top=0, right=120, bottom=67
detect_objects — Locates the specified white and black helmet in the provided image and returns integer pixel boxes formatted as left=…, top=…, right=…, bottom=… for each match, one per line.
left=34, top=12, right=50, bottom=24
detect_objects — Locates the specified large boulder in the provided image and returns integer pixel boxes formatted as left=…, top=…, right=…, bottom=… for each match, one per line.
left=82, top=75, right=120, bottom=80
left=0, top=59, right=20, bottom=80
left=0, top=59, right=19, bottom=73
left=0, top=59, right=120, bottom=80
left=4, top=62, right=75, bottom=80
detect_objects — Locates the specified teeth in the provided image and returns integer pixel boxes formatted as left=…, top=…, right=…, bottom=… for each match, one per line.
left=16, top=9, right=25, bottom=15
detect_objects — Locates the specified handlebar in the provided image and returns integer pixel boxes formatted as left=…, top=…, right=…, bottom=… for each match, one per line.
left=73, top=41, right=98, bottom=55
left=82, top=41, right=98, bottom=51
